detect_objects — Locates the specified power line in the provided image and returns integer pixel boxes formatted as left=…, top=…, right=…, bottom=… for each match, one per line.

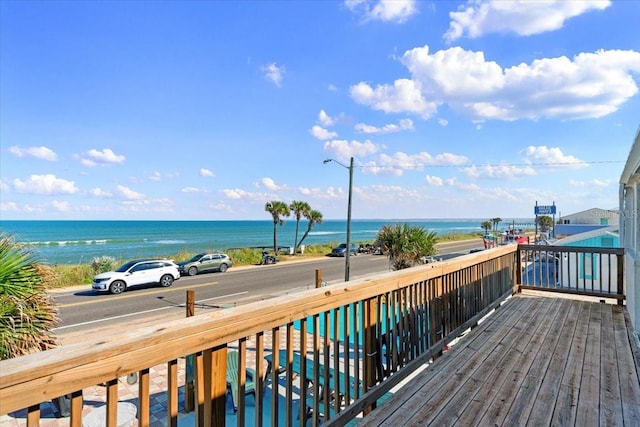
left=427, top=160, right=624, bottom=168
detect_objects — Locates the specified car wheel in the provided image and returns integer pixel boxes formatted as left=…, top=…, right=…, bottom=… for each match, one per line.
left=188, top=266, right=198, bottom=276
left=109, top=280, right=126, bottom=295
left=160, top=274, right=174, bottom=287
left=219, top=263, right=228, bottom=273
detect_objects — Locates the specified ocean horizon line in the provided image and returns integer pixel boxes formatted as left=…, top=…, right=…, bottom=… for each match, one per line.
left=0, top=217, right=535, bottom=223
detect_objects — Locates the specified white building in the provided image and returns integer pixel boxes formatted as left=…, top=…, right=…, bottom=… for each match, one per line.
left=559, top=207, right=619, bottom=226
left=620, top=126, right=640, bottom=341
left=553, top=226, right=619, bottom=293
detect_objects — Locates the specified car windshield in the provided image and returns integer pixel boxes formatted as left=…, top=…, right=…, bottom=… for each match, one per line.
left=115, top=260, right=140, bottom=272
left=186, top=253, right=206, bottom=263
left=337, top=244, right=347, bottom=249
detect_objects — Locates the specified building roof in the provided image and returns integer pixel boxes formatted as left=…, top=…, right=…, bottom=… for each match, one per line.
left=552, top=226, right=618, bottom=246
left=561, top=207, right=618, bottom=219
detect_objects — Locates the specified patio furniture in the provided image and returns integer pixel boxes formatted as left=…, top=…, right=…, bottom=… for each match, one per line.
left=226, top=351, right=257, bottom=411
left=264, top=349, right=361, bottom=418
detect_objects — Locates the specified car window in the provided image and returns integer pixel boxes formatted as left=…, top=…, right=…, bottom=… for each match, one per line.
left=212, top=255, right=221, bottom=260
left=188, top=254, right=205, bottom=263
left=130, top=264, right=147, bottom=272
left=116, top=260, right=139, bottom=272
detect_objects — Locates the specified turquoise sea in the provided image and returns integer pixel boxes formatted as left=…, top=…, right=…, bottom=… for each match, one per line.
left=0, top=219, right=534, bottom=265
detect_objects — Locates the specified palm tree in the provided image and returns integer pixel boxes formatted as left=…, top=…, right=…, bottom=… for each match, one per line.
left=376, top=223, right=438, bottom=270
left=481, top=221, right=492, bottom=234
left=289, top=200, right=311, bottom=254
left=491, top=217, right=502, bottom=231
left=297, top=209, right=323, bottom=249
left=0, top=234, right=58, bottom=360
left=265, top=201, right=291, bottom=254
left=536, top=215, right=554, bottom=232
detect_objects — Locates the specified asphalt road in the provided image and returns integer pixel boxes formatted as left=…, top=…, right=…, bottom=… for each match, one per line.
left=51, top=239, right=484, bottom=341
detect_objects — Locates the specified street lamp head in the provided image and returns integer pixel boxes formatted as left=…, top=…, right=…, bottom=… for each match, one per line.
left=323, top=159, right=332, bottom=164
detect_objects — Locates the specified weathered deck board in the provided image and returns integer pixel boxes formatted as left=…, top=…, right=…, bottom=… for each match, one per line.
left=357, top=294, right=640, bottom=427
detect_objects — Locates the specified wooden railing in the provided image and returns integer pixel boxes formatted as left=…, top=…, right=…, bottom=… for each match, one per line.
left=517, top=244, right=625, bottom=304
left=0, top=243, right=624, bottom=426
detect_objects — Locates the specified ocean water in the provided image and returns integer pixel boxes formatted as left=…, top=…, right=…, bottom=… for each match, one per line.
left=0, top=219, right=534, bottom=265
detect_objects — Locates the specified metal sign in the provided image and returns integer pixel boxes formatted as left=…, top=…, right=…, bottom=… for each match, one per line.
left=535, top=205, right=556, bottom=215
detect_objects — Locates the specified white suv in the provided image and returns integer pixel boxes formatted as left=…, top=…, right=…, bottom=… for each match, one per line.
left=92, top=259, right=180, bottom=294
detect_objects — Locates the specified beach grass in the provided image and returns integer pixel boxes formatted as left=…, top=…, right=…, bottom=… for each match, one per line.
left=42, top=233, right=488, bottom=289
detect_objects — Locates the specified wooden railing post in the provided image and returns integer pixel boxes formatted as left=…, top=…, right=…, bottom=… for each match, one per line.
left=516, top=247, right=522, bottom=293
left=316, top=269, right=322, bottom=288
left=363, top=297, right=378, bottom=414
left=617, top=252, right=625, bottom=305
left=205, top=346, right=227, bottom=427
left=185, top=290, right=195, bottom=412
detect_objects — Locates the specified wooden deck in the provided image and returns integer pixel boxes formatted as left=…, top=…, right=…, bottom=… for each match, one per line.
left=358, top=294, right=640, bottom=426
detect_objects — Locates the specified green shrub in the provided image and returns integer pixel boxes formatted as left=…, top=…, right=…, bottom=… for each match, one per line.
left=91, top=256, right=117, bottom=274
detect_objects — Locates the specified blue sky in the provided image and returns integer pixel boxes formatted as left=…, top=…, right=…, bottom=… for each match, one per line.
left=1, top=0, right=639, bottom=221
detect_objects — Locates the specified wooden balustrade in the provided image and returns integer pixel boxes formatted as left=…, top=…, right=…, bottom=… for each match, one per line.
left=517, top=244, right=625, bottom=303
left=1, top=243, right=625, bottom=426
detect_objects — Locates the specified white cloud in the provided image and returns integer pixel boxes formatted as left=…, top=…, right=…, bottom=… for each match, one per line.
left=323, top=139, right=380, bottom=162
left=149, top=172, right=162, bottom=182
left=0, top=201, right=18, bottom=212
left=51, top=200, right=71, bottom=212
left=79, top=148, right=125, bottom=167
left=425, top=175, right=444, bottom=186
left=461, top=164, right=536, bottom=179
left=260, top=177, right=286, bottom=191
left=181, top=187, right=200, bottom=193
left=369, top=150, right=468, bottom=176
left=222, top=188, right=247, bottom=199
left=354, top=118, right=414, bottom=134
left=350, top=79, right=439, bottom=118
left=310, top=125, right=339, bottom=140
left=521, top=146, right=587, bottom=168
left=437, top=118, right=448, bottom=126
left=12, top=174, right=79, bottom=195
left=345, top=0, right=418, bottom=23
left=318, top=110, right=337, bottom=127
left=445, top=0, right=611, bottom=43
left=117, top=185, right=144, bottom=200
left=366, top=45, right=640, bottom=121
left=262, top=62, right=285, bottom=87
left=90, top=188, right=112, bottom=197
left=8, top=145, right=58, bottom=161
left=200, top=168, right=215, bottom=177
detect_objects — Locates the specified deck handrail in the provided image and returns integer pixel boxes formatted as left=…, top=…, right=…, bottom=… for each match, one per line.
left=517, top=244, right=625, bottom=303
left=0, top=243, right=625, bottom=426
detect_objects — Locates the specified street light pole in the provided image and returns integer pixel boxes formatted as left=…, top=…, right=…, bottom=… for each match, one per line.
left=345, top=157, right=354, bottom=282
left=323, top=157, right=354, bottom=282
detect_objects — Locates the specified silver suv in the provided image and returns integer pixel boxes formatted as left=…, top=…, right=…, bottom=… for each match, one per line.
left=92, top=259, right=180, bottom=294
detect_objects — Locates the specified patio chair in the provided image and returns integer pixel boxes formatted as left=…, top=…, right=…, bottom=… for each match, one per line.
left=226, top=351, right=257, bottom=411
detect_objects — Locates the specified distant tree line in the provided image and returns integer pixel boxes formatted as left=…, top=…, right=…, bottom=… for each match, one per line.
left=481, top=217, right=503, bottom=234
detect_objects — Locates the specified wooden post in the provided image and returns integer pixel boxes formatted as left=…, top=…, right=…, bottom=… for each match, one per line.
left=315, top=269, right=322, bottom=288
left=185, top=290, right=195, bottom=412
left=617, top=253, right=624, bottom=306
left=363, top=297, right=378, bottom=415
